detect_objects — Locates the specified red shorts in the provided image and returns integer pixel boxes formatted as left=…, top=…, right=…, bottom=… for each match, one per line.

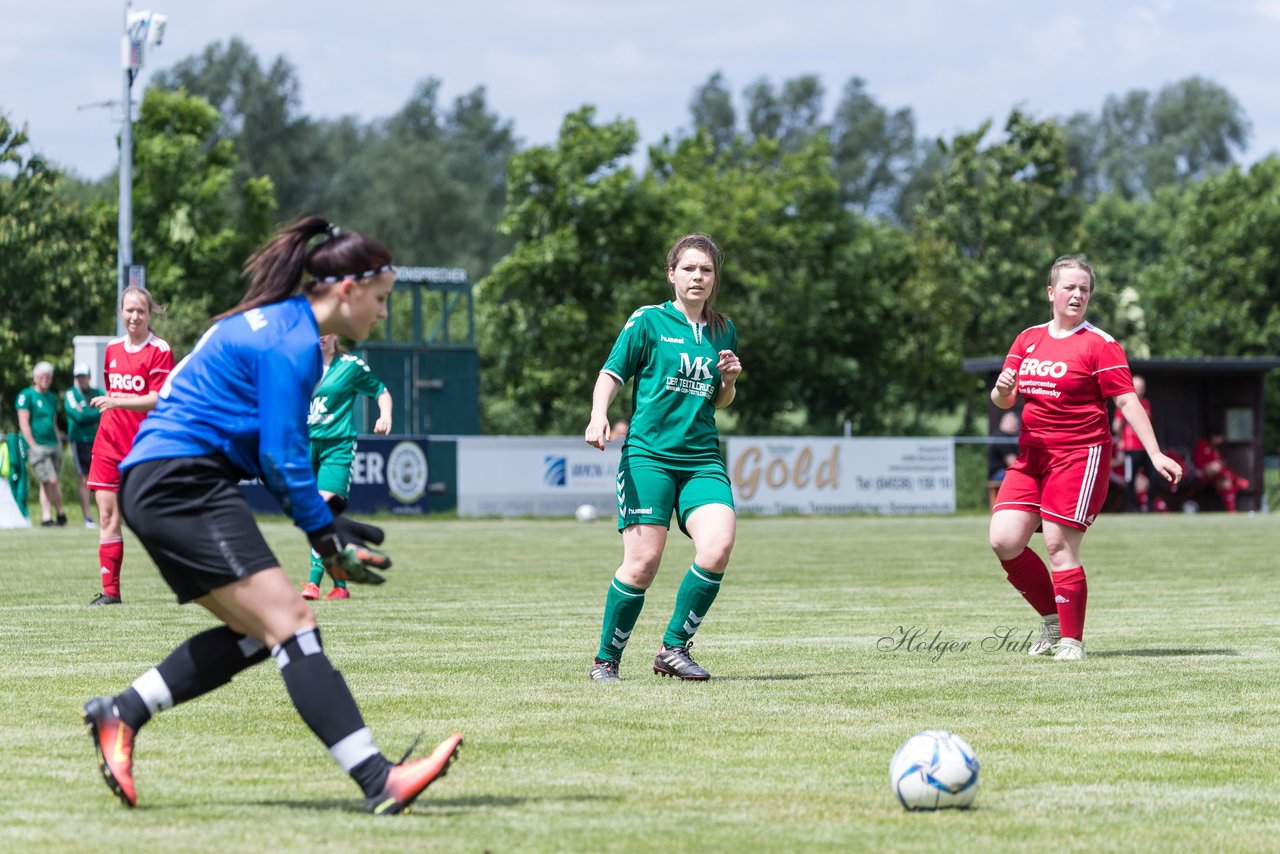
left=87, top=454, right=123, bottom=492
left=993, top=443, right=1110, bottom=530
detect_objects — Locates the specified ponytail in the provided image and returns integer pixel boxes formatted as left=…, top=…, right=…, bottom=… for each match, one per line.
left=217, top=216, right=393, bottom=320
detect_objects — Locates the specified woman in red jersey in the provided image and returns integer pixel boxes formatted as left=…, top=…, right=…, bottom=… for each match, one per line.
left=86, top=287, right=174, bottom=605
left=988, top=256, right=1181, bottom=661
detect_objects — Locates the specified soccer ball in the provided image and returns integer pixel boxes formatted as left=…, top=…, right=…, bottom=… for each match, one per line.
left=889, top=730, right=980, bottom=810
left=574, top=503, right=599, bottom=523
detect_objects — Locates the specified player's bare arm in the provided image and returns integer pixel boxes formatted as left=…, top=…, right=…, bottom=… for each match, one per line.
left=91, top=392, right=160, bottom=413
left=1113, top=391, right=1182, bottom=484
left=585, top=373, right=622, bottom=450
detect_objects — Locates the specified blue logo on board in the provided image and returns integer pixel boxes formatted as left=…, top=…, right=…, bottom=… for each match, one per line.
left=544, top=455, right=567, bottom=487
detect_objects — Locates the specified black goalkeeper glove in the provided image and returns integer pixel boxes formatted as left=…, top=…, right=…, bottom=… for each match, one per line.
left=308, top=515, right=392, bottom=585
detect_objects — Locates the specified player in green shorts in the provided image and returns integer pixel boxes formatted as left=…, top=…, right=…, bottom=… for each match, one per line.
left=583, top=233, right=743, bottom=682
left=301, top=334, right=393, bottom=600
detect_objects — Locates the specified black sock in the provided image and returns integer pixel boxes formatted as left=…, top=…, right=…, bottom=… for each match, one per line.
left=112, top=688, right=152, bottom=732
left=273, top=627, right=391, bottom=797
left=114, top=626, right=270, bottom=731
left=351, top=754, right=393, bottom=798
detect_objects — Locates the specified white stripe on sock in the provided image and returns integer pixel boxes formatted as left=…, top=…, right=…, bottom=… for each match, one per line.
left=237, top=635, right=265, bottom=658
left=610, top=580, right=644, bottom=597
left=329, top=726, right=379, bottom=772
left=296, top=627, right=322, bottom=656
left=132, top=667, right=174, bottom=714
left=689, top=566, right=721, bottom=584
left=272, top=628, right=323, bottom=669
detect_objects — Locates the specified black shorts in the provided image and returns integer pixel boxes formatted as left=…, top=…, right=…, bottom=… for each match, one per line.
left=71, top=441, right=93, bottom=477
left=120, top=455, right=280, bottom=604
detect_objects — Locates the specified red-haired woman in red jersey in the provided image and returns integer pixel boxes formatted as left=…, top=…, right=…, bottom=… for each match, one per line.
left=988, top=256, right=1182, bottom=661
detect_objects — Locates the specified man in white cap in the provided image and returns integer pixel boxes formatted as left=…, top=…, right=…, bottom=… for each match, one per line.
left=16, top=361, right=66, bottom=526
left=66, top=363, right=105, bottom=528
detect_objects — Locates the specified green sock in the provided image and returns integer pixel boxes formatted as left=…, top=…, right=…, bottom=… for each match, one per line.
left=308, top=549, right=324, bottom=586
left=663, top=563, right=723, bottom=648
left=596, top=577, right=645, bottom=662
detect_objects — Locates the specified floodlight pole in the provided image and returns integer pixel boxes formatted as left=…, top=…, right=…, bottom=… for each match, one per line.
left=116, top=1, right=165, bottom=335
left=117, top=3, right=133, bottom=335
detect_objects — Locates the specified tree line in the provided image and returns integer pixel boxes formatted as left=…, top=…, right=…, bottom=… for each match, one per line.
left=3, top=38, right=1277, bottom=449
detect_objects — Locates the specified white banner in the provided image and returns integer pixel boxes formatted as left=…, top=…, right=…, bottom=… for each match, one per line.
left=725, top=437, right=955, bottom=515
left=457, top=436, right=621, bottom=517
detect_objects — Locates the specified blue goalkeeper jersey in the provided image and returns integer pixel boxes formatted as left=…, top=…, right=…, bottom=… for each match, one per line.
left=123, top=296, right=332, bottom=534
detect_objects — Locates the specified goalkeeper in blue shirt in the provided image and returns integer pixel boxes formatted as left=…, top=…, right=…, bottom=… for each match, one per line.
left=80, top=216, right=462, bottom=816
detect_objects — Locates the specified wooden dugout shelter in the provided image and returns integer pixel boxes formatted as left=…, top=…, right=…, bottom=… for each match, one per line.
left=963, top=356, right=1280, bottom=512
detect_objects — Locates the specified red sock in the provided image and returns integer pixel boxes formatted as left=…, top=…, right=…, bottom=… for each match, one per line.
left=99, top=538, right=124, bottom=598
left=999, top=548, right=1056, bottom=616
left=1052, top=566, right=1087, bottom=641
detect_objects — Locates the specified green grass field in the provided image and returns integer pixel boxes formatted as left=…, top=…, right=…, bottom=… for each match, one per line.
left=2, top=514, right=1277, bottom=852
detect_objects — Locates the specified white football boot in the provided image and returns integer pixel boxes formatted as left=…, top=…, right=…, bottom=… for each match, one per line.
left=1053, top=638, right=1086, bottom=661
left=1028, top=614, right=1061, bottom=656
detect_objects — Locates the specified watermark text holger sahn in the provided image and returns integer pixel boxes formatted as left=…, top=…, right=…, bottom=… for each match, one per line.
left=877, top=626, right=1037, bottom=662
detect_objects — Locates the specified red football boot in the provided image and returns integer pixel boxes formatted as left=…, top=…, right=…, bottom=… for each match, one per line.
left=82, top=696, right=137, bottom=808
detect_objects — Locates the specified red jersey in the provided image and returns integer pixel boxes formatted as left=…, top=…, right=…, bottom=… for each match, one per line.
left=92, top=333, right=174, bottom=461
left=1002, top=321, right=1133, bottom=449
left=1192, top=439, right=1221, bottom=472
left=1120, top=398, right=1151, bottom=451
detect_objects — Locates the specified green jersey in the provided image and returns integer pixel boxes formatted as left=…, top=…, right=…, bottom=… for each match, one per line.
left=601, top=301, right=738, bottom=468
left=15, top=386, right=59, bottom=446
left=64, top=384, right=104, bottom=443
left=308, top=354, right=387, bottom=441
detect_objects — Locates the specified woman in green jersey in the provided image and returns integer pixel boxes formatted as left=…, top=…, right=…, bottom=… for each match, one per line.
left=583, top=233, right=743, bottom=682
left=301, top=334, right=393, bottom=600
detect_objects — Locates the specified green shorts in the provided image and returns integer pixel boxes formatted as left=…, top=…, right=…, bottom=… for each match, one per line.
left=615, top=456, right=734, bottom=536
left=311, top=438, right=356, bottom=498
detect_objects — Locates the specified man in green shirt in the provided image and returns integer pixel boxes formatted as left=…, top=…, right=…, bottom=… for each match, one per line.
left=16, top=361, right=66, bottom=526
left=301, top=335, right=393, bottom=601
left=65, top=363, right=105, bottom=528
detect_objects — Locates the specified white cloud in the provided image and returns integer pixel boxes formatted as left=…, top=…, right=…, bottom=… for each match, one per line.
left=1256, top=1, right=1280, bottom=23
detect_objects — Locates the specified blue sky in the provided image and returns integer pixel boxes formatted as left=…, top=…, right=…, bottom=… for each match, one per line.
left=4, top=0, right=1279, bottom=179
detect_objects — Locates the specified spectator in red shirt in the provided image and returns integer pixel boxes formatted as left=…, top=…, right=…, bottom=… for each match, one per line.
left=1192, top=429, right=1249, bottom=512
left=1111, top=374, right=1157, bottom=512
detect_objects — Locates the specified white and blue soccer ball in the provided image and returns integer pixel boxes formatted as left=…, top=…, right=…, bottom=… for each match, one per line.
left=574, top=503, right=599, bottom=523
left=889, top=730, right=980, bottom=810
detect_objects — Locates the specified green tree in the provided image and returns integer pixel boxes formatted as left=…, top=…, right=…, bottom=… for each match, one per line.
left=1077, top=186, right=1186, bottom=356
left=481, top=104, right=919, bottom=436
left=1140, top=159, right=1280, bottom=355
left=910, top=110, right=1082, bottom=428
left=1070, top=77, right=1250, bottom=199
left=0, top=115, right=115, bottom=424
left=653, top=131, right=913, bottom=434
left=830, top=76, right=920, bottom=219
left=477, top=108, right=663, bottom=434
left=1145, top=77, right=1250, bottom=189
left=152, top=38, right=321, bottom=218
left=314, top=79, right=517, bottom=280
left=740, top=75, right=826, bottom=150
left=1137, top=158, right=1280, bottom=447
left=128, top=87, right=275, bottom=348
left=688, top=72, right=737, bottom=153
